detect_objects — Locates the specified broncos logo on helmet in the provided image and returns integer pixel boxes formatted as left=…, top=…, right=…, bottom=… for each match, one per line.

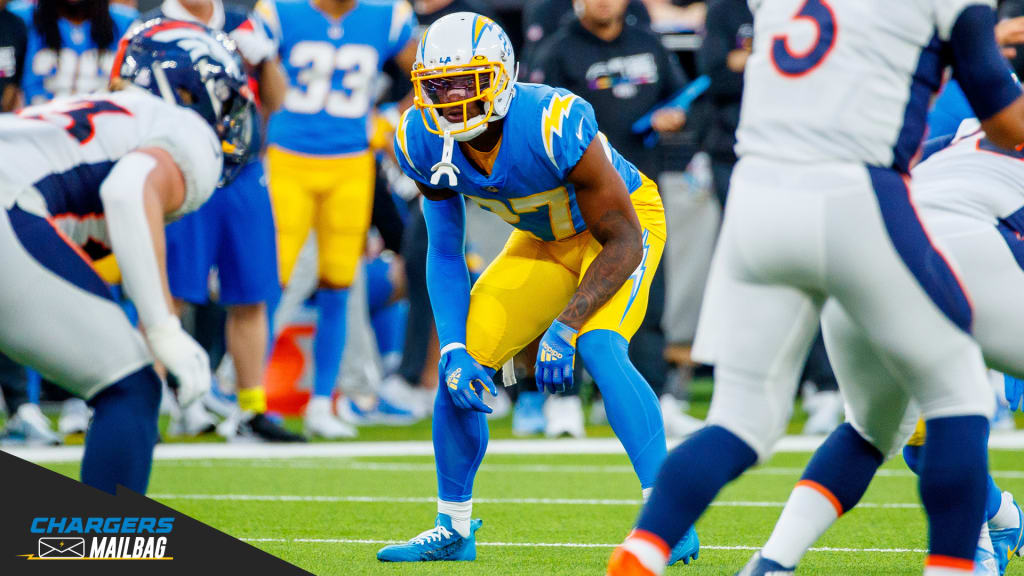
left=112, top=18, right=257, bottom=184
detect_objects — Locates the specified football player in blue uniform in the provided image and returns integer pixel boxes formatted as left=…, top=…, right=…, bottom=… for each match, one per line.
left=12, top=0, right=135, bottom=105
left=143, top=0, right=304, bottom=442
left=375, top=13, right=699, bottom=564
left=255, top=0, right=419, bottom=438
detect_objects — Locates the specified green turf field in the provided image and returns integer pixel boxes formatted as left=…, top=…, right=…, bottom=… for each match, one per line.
left=38, top=447, right=1024, bottom=575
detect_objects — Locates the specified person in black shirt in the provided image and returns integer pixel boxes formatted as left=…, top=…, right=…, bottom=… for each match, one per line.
left=531, top=0, right=687, bottom=178
left=0, top=0, right=26, bottom=112
left=698, top=0, right=750, bottom=208
left=522, top=0, right=650, bottom=82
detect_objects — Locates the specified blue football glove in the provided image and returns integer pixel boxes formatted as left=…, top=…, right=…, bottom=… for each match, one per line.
left=1006, top=374, right=1024, bottom=412
left=440, top=346, right=497, bottom=413
left=535, top=320, right=578, bottom=394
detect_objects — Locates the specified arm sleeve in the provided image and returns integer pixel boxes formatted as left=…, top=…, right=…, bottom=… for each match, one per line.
left=423, top=194, right=470, bottom=348
left=99, top=152, right=172, bottom=330
left=948, top=4, right=1022, bottom=121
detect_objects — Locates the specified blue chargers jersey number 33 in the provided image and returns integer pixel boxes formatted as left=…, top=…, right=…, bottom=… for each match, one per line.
left=396, top=83, right=644, bottom=242
left=258, top=0, right=415, bottom=156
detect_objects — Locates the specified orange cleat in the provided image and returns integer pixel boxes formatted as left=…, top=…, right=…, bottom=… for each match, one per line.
left=607, top=546, right=658, bottom=576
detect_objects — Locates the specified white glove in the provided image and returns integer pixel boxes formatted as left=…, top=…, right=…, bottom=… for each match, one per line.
left=147, top=316, right=211, bottom=408
left=229, top=20, right=276, bottom=66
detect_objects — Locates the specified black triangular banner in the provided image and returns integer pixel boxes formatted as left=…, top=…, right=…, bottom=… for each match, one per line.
left=0, top=450, right=311, bottom=575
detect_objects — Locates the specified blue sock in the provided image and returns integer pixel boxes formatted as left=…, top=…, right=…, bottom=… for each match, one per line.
left=313, top=288, right=348, bottom=398
left=801, top=423, right=883, bottom=514
left=906, top=441, right=1002, bottom=522
left=579, top=330, right=665, bottom=489
left=81, top=367, right=161, bottom=494
left=920, top=415, right=989, bottom=562
left=636, top=425, right=757, bottom=547
left=371, top=302, right=407, bottom=357
left=265, top=287, right=282, bottom=341
left=986, top=474, right=1003, bottom=522
left=903, top=443, right=922, bottom=474
left=433, top=366, right=492, bottom=502
left=27, top=368, right=40, bottom=404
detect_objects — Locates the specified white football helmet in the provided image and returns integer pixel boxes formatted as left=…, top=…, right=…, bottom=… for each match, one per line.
left=412, top=12, right=517, bottom=142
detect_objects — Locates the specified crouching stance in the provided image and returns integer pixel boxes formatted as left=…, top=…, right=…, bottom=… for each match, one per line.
left=0, top=19, right=255, bottom=494
left=376, top=13, right=698, bottom=564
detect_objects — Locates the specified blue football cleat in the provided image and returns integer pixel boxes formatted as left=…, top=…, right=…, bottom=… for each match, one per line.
left=990, top=497, right=1024, bottom=575
left=735, top=552, right=795, bottom=575
left=668, top=525, right=700, bottom=565
left=377, top=514, right=482, bottom=562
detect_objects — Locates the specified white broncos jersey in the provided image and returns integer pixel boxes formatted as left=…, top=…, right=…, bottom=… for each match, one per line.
left=913, top=119, right=1024, bottom=225
left=737, top=0, right=992, bottom=173
left=0, top=89, right=221, bottom=257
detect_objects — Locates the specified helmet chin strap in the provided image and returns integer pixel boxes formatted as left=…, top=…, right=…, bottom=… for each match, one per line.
left=430, top=130, right=461, bottom=187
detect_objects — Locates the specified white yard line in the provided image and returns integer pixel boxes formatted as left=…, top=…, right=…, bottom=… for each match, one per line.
left=7, top=431, right=1024, bottom=463
left=147, top=460, right=1024, bottom=480
left=148, top=493, right=921, bottom=509
left=239, top=537, right=926, bottom=554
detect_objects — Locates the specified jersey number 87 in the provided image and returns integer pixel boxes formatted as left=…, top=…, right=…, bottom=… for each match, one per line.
left=285, top=41, right=378, bottom=118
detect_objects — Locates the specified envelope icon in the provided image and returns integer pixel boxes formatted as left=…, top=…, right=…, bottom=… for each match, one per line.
left=38, top=537, right=85, bottom=558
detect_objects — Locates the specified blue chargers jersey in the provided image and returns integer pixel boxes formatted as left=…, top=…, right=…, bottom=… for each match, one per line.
left=12, top=2, right=136, bottom=104
left=395, top=83, right=644, bottom=242
left=257, top=0, right=415, bottom=156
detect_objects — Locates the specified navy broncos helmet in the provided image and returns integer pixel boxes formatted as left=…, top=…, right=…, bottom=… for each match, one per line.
left=112, top=18, right=257, bottom=183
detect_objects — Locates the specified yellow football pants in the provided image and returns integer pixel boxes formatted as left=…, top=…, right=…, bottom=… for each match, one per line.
left=266, top=146, right=375, bottom=288
left=467, top=177, right=666, bottom=369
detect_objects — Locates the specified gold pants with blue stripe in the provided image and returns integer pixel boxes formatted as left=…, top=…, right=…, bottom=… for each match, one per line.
left=266, top=146, right=375, bottom=288
left=467, top=177, right=666, bottom=369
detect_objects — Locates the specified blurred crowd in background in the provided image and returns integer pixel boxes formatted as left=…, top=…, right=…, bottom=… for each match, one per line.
left=4, top=0, right=1022, bottom=445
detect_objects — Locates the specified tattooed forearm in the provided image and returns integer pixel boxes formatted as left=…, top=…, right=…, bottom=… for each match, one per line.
left=557, top=209, right=642, bottom=330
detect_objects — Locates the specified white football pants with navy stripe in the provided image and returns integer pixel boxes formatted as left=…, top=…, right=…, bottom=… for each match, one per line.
left=0, top=205, right=152, bottom=399
left=692, top=156, right=993, bottom=461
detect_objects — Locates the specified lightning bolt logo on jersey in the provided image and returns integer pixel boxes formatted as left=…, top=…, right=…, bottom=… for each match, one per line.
left=258, top=0, right=415, bottom=156
left=395, top=83, right=643, bottom=242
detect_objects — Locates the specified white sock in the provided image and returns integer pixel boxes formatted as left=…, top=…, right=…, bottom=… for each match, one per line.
left=642, top=487, right=653, bottom=502
left=761, top=482, right=841, bottom=567
left=990, top=492, right=1021, bottom=531
left=622, top=530, right=668, bottom=576
left=438, top=499, right=472, bottom=538
left=924, top=568, right=974, bottom=576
